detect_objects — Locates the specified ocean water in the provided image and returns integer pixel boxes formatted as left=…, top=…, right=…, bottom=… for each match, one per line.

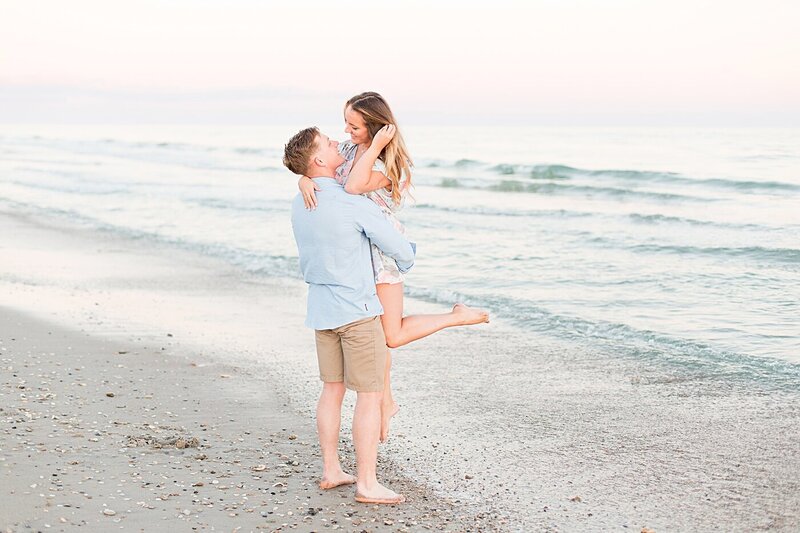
left=1, top=124, right=799, bottom=383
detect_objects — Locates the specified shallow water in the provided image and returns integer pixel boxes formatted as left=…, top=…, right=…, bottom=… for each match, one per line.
left=1, top=125, right=798, bottom=376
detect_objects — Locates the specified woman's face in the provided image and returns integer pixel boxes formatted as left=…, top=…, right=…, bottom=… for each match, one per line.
left=344, top=106, right=371, bottom=146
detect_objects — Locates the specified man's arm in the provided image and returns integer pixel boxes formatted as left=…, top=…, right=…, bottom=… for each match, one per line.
left=352, top=199, right=415, bottom=273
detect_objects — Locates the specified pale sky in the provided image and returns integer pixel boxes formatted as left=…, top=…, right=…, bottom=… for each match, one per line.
left=1, top=0, right=798, bottom=125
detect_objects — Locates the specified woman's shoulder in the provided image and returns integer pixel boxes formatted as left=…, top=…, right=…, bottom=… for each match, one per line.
left=370, top=175, right=410, bottom=210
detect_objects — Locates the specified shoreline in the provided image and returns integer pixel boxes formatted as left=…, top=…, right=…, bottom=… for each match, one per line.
left=1, top=208, right=799, bottom=531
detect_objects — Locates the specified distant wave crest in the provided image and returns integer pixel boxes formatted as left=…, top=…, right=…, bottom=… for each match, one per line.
left=421, top=157, right=800, bottom=193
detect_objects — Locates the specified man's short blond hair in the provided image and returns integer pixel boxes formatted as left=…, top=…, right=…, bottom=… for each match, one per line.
left=283, top=127, right=320, bottom=176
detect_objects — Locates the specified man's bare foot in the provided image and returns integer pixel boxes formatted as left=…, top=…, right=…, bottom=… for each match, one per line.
left=452, top=303, right=490, bottom=325
left=355, top=481, right=405, bottom=504
left=380, top=400, right=400, bottom=443
left=319, top=471, right=357, bottom=490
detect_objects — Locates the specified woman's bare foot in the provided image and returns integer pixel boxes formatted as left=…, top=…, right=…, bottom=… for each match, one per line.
left=452, top=303, right=490, bottom=325
left=355, top=481, right=405, bottom=504
left=319, top=470, right=357, bottom=490
left=380, top=400, right=400, bottom=443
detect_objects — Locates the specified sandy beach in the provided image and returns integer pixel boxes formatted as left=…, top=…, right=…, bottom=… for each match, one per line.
left=1, top=307, right=497, bottom=532
left=0, top=210, right=503, bottom=531
left=2, top=209, right=800, bottom=532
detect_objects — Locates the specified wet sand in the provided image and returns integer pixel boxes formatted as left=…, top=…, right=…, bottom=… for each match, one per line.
left=2, top=209, right=800, bottom=531
left=0, top=308, right=494, bottom=531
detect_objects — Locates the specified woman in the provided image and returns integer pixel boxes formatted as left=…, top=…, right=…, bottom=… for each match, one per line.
left=299, top=92, right=489, bottom=442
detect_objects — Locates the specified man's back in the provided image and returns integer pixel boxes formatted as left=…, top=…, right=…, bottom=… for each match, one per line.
left=291, top=178, right=414, bottom=330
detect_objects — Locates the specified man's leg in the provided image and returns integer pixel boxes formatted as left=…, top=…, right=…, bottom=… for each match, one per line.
left=317, top=381, right=356, bottom=489
left=338, top=316, right=404, bottom=504
left=353, top=390, right=403, bottom=502
left=314, top=329, right=355, bottom=489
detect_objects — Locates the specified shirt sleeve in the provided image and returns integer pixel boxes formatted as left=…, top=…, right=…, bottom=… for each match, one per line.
left=352, top=198, right=415, bottom=273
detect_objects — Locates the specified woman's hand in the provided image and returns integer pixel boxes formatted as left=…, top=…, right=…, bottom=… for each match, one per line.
left=298, top=176, right=320, bottom=209
left=370, top=124, right=396, bottom=151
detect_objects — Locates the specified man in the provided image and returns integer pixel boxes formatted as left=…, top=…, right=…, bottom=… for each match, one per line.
left=284, top=127, right=415, bottom=505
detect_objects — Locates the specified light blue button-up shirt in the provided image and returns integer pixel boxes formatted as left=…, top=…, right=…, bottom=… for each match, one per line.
left=291, top=178, right=415, bottom=330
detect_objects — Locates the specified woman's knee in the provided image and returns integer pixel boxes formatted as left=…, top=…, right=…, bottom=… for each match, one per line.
left=385, top=337, right=401, bottom=349
left=383, top=330, right=404, bottom=349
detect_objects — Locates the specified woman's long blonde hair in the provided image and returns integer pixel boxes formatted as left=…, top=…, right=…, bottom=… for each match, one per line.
left=346, top=92, right=413, bottom=205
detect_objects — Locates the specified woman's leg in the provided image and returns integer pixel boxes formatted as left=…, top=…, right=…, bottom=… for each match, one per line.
left=379, top=349, right=399, bottom=443
left=375, top=282, right=489, bottom=442
left=376, top=283, right=489, bottom=350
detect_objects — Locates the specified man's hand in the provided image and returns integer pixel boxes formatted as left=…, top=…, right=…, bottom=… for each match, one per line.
left=298, top=175, right=320, bottom=209
left=370, top=124, right=396, bottom=151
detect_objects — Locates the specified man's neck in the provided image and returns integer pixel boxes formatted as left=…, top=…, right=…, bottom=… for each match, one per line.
left=307, top=170, right=336, bottom=180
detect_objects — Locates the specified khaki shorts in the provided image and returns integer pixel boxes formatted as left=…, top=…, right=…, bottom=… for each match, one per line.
left=314, top=316, right=387, bottom=392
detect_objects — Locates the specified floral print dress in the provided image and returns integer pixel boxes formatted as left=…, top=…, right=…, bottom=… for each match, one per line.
left=336, top=140, right=409, bottom=285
